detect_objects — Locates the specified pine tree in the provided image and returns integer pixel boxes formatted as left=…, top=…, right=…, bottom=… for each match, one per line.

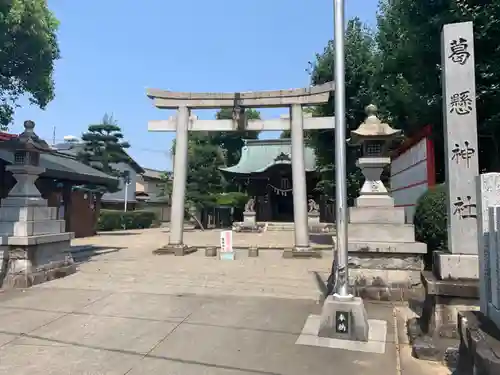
left=78, top=114, right=131, bottom=177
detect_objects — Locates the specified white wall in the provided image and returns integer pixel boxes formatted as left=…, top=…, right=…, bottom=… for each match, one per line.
left=390, top=139, right=430, bottom=223
left=101, top=162, right=137, bottom=203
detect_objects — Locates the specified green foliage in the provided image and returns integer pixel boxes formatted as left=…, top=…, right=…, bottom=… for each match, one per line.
left=414, top=185, right=447, bottom=258
left=215, top=192, right=248, bottom=208
left=98, top=209, right=157, bottom=231
left=78, top=114, right=131, bottom=177
left=156, top=171, right=173, bottom=203
left=185, top=133, right=227, bottom=208
left=308, top=18, right=376, bottom=201
left=0, top=0, right=60, bottom=129
left=376, top=0, right=500, bottom=177
left=212, top=108, right=261, bottom=167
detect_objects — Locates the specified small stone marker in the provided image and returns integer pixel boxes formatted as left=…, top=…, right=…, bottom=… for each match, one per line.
left=335, top=311, right=349, bottom=334
left=219, top=230, right=235, bottom=260
left=248, top=246, right=259, bottom=257
left=205, top=246, right=217, bottom=257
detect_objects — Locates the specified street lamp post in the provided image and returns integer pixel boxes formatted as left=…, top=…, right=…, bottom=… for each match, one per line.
left=333, top=0, right=350, bottom=298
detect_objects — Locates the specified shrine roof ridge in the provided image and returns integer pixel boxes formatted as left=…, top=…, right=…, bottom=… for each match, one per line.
left=147, top=82, right=334, bottom=101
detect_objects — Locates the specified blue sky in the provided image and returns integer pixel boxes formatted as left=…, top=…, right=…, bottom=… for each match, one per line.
left=12, top=0, right=378, bottom=171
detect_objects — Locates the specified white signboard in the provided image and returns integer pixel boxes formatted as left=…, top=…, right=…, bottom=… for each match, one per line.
left=220, top=230, right=234, bottom=260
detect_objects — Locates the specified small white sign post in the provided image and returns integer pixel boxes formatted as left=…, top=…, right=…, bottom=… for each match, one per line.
left=220, top=230, right=235, bottom=260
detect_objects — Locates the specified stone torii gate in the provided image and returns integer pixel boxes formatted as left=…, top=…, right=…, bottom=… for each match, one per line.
left=147, top=82, right=335, bottom=256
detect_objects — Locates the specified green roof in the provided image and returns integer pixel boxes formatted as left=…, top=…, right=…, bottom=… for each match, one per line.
left=219, top=138, right=316, bottom=175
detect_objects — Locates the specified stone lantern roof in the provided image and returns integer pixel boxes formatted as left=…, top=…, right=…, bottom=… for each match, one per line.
left=350, top=104, right=402, bottom=145
left=2, top=120, right=51, bottom=153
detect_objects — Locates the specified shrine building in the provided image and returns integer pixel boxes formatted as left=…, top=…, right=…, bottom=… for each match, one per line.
left=220, top=138, right=324, bottom=222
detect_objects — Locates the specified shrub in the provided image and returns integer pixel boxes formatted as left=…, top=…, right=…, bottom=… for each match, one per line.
left=98, top=209, right=157, bottom=231
left=414, top=184, right=447, bottom=267
left=215, top=192, right=248, bottom=208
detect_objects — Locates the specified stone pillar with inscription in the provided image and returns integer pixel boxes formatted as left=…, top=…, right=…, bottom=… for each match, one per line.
left=411, top=23, right=483, bottom=360
left=434, top=21, right=480, bottom=280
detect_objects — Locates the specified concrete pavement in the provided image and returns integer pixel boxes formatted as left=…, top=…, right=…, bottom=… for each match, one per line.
left=0, top=287, right=429, bottom=375
left=0, top=228, right=452, bottom=374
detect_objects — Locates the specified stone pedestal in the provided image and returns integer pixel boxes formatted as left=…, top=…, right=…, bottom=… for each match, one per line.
left=232, top=211, right=264, bottom=233
left=346, top=200, right=427, bottom=299
left=0, top=166, right=76, bottom=289
left=153, top=243, right=196, bottom=256
left=318, top=295, right=369, bottom=342
left=243, top=211, right=256, bottom=226
left=307, top=212, right=320, bottom=227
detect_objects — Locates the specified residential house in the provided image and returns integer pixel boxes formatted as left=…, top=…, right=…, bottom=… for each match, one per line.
left=0, top=130, right=119, bottom=238
left=53, top=138, right=144, bottom=210
left=136, top=168, right=171, bottom=222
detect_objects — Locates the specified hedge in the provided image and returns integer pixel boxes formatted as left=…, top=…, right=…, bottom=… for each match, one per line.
left=98, top=209, right=157, bottom=231
left=414, top=184, right=447, bottom=267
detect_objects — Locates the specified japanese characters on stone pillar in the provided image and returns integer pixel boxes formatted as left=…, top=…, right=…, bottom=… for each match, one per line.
left=437, top=21, right=479, bottom=279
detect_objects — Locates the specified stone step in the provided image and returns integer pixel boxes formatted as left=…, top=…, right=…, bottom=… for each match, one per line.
left=349, top=207, right=406, bottom=224
left=347, top=241, right=427, bottom=254
left=267, top=224, right=294, bottom=231
left=0, top=219, right=65, bottom=237
left=348, top=222, right=415, bottom=242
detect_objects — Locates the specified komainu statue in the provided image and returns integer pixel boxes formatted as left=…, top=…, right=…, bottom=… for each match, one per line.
left=308, top=199, right=319, bottom=213
left=245, top=197, right=255, bottom=213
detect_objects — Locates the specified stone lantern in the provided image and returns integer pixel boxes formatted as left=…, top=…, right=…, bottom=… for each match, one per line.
left=0, top=120, right=76, bottom=289
left=350, top=104, right=402, bottom=207
left=2, top=120, right=50, bottom=206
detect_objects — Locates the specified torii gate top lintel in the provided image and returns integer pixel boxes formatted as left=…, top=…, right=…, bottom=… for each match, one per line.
left=146, top=81, right=334, bottom=109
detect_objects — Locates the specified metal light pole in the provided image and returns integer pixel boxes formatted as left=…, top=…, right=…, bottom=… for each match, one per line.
left=333, top=0, right=350, bottom=298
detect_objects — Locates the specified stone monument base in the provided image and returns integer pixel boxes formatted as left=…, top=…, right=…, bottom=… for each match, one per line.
left=0, top=233, right=76, bottom=289
left=407, top=271, right=480, bottom=363
left=420, top=271, right=479, bottom=338
left=318, top=295, right=369, bottom=341
left=153, top=243, right=197, bottom=256
left=282, top=247, right=322, bottom=259
left=433, top=251, right=479, bottom=280
left=456, top=310, right=500, bottom=375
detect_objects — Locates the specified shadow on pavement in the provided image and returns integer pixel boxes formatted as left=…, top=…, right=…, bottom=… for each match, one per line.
left=70, top=245, right=124, bottom=263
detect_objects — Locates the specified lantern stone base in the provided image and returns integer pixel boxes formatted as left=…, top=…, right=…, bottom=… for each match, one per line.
left=342, top=202, right=427, bottom=299
left=356, top=195, right=394, bottom=207
left=0, top=197, right=77, bottom=289
left=0, top=233, right=76, bottom=289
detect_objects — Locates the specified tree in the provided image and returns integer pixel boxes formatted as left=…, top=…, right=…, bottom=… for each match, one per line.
left=212, top=108, right=261, bottom=167
left=157, top=171, right=173, bottom=203
left=0, top=0, right=60, bottom=129
left=308, top=18, right=377, bottom=202
left=376, top=0, right=500, bottom=177
left=186, top=133, right=227, bottom=208
left=169, top=132, right=227, bottom=209
left=78, top=114, right=131, bottom=177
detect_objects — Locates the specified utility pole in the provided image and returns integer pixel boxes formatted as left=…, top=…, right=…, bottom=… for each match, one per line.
left=317, top=0, right=369, bottom=343
left=333, top=0, right=349, bottom=299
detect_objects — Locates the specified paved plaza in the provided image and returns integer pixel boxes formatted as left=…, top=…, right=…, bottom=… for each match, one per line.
left=0, top=228, right=450, bottom=374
